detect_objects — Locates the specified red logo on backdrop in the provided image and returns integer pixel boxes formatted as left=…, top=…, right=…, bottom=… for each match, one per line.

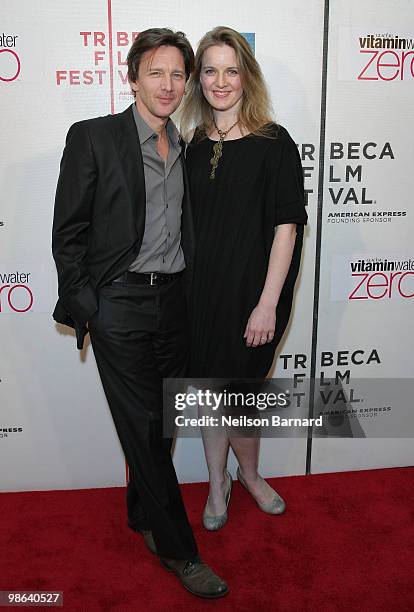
left=358, top=34, right=414, bottom=81
left=0, top=272, right=33, bottom=313
left=0, top=34, right=20, bottom=82
left=55, top=31, right=139, bottom=86
left=348, top=259, right=414, bottom=300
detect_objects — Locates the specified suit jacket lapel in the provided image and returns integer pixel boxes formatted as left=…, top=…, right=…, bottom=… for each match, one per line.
left=110, top=104, right=146, bottom=236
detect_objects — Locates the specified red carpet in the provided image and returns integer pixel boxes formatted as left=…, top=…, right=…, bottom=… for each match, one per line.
left=1, top=467, right=413, bottom=611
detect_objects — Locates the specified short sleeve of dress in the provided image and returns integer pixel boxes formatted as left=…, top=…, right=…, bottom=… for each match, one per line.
left=273, top=128, right=308, bottom=227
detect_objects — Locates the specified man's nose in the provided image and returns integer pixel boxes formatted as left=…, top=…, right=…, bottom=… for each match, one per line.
left=161, top=73, right=173, bottom=91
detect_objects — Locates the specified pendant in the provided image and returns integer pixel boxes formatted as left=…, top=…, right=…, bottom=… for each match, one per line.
left=209, top=139, right=224, bottom=180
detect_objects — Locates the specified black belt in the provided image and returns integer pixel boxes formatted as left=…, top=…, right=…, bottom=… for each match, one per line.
left=110, top=270, right=183, bottom=286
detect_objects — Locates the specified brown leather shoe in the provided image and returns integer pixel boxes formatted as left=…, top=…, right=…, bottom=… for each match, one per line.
left=160, top=557, right=229, bottom=598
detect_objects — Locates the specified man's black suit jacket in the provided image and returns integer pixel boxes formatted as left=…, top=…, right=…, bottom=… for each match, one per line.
left=52, top=104, right=195, bottom=350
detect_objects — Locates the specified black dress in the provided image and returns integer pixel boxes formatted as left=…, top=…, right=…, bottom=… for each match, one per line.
left=186, top=124, right=308, bottom=379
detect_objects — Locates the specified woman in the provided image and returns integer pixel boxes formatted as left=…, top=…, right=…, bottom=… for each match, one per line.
left=180, top=27, right=308, bottom=530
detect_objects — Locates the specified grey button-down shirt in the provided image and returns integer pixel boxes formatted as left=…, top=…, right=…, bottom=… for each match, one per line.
left=128, top=104, right=185, bottom=274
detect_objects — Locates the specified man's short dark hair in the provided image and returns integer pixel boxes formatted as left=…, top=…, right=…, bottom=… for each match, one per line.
left=127, top=28, right=195, bottom=85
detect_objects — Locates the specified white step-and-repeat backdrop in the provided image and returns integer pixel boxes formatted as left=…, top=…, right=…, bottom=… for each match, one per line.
left=1, top=0, right=413, bottom=491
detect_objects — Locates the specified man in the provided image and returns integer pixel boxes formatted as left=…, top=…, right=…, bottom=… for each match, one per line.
left=52, top=28, right=228, bottom=599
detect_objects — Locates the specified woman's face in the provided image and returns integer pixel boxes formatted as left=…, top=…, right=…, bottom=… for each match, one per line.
left=199, top=44, right=244, bottom=114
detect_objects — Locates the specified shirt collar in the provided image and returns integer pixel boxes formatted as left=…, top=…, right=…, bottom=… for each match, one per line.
left=132, top=103, right=181, bottom=150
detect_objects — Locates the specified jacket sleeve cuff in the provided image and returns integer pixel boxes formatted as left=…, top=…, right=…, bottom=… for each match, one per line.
left=61, top=283, right=98, bottom=326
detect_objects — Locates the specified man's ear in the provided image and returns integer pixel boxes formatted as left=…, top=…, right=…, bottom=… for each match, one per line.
left=130, top=78, right=140, bottom=94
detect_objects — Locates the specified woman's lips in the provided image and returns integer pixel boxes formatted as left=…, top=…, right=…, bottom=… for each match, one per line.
left=212, top=91, right=231, bottom=97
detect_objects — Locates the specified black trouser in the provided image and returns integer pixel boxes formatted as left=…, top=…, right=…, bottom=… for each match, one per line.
left=88, top=274, right=198, bottom=560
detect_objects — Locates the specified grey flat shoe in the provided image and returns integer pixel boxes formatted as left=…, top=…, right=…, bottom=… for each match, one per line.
left=141, top=529, right=157, bottom=554
left=202, top=469, right=232, bottom=531
left=237, top=467, right=286, bottom=515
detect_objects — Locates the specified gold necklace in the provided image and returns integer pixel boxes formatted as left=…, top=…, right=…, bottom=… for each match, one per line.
left=209, top=118, right=238, bottom=180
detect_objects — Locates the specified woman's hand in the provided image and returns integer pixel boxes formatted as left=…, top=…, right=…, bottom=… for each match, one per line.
left=244, top=303, right=276, bottom=347
left=243, top=224, right=296, bottom=348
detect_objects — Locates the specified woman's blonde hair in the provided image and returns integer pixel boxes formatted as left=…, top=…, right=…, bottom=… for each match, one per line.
left=180, top=26, right=275, bottom=141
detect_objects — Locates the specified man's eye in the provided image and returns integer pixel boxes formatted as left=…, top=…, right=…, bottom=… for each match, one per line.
left=150, top=71, right=161, bottom=77
left=172, top=73, right=184, bottom=79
